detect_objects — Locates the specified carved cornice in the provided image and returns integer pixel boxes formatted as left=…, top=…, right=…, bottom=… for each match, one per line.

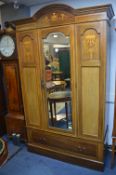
left=14, top=4, right=114, bottom=28
left=75, top=4, right=114, bottom=19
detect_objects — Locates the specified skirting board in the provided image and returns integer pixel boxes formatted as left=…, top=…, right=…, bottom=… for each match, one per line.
left=27, top=143, right=104, bottom=171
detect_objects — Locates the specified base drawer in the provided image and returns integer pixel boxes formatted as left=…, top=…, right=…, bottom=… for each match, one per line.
left=28, top=129, right=99, bottom=159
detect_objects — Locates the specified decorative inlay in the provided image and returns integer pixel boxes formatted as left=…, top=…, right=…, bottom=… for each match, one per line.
left=24, top=42, right=32, bottom=61
left=81, top=29, right=100, bottom=60
left=85, top=34, right=96, bottom=59
left=61, top=13, right=65, bottom=20
left=21, top=36, right=35, bottom=64
left=37, top=12, right=74, bottom=27
left=51, top=13, right=57, bottom=21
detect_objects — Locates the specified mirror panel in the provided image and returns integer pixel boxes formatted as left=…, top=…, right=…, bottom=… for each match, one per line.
left=43, top=32, right=72, bottom=131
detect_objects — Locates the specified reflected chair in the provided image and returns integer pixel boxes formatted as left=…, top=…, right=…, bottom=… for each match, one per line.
left=48, top=91, right=71, bottom=128
left=52, top=71, right=64, bottom=81
left=52, top=80, right=66, bottom=91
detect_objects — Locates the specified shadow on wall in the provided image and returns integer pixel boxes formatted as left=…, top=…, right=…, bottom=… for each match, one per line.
left=0, top=3, right=30, bottom=28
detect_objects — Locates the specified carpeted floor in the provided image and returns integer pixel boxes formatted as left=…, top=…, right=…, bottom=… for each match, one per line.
left=7, top=141, right=22, bottom=161
left=0, top=142, right=116, bottom=175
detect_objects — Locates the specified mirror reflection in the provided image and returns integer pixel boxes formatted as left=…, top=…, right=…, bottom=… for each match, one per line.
left=43, top=32, right=72, bottom=131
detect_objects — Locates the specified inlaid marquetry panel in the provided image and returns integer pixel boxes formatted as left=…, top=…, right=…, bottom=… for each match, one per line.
left=19, top=31, right=38, bottom=65
left=81, top=67, right=99, bottom=138
left=36, top=11, right=75, bottom=28
left=22, top=68, right=41, bottom=127
left=76, top=22, right=102, bottom=65
left=81, top=29, right=100, bottom=61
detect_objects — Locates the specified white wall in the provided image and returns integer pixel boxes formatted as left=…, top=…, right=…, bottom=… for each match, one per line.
left=30, top=0, right=116, bottom=145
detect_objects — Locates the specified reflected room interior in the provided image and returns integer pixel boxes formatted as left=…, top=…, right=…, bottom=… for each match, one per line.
left=43, top=32, right=72, bottom=130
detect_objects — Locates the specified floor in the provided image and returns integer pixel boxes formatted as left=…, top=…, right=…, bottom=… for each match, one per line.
left=0, top=139, right=116, bottom=175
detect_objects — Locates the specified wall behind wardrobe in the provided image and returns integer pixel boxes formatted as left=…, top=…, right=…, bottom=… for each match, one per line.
left=0, top=3, right=30, bottom=27
left=30, top=0, right=116, bottom=145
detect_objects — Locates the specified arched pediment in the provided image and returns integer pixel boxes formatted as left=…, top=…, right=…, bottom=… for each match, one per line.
left=33, top=4, right=75, bottom=27
left=33, top=4, right=75, bottom=19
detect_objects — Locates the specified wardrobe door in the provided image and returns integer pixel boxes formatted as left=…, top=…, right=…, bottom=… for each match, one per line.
left=38, top=25, right=77, bottom=134
left=17, top=30, right=42, bottom=129
left=76, top=21, right=106, bottom=141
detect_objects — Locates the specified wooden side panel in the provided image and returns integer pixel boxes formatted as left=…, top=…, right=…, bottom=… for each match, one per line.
left=0, top=64, right=6, bottom=114
left=3, top=63, right=21, bottom=112
left=17, top=30, right=42, bottom=128
left=82, top=67, right=99, bottom=136
left=0, top=64, right=6, bottom=136
left=22, top=68, right=41, bottom=127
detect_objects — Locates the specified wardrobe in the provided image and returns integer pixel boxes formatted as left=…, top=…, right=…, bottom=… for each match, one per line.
left=15, top=4, right=114, bottom=170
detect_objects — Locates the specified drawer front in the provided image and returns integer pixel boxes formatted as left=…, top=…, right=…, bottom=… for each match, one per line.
left=28, top=129, right=98, bottom=158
